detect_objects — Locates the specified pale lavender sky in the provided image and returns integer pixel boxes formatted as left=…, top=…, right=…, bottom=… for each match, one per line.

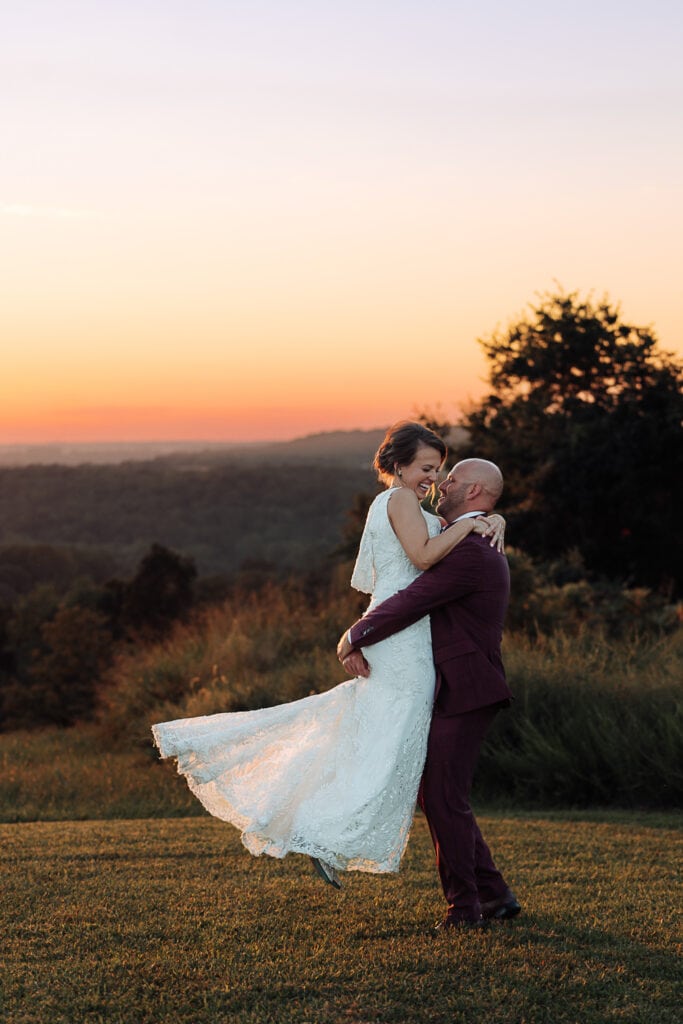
left=2, top=0, right=682, bottom=441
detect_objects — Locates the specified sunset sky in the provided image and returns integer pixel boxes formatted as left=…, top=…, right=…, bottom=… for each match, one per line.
left=2, top=0, right=682, bottom=443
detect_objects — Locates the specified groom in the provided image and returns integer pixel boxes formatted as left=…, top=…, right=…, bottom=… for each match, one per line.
left=337, top=458, right=520, bottom=929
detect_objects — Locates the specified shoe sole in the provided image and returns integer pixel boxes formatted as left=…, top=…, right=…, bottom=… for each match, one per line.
left=310, top=856, right=342, bottom=890
left=488, top=903, right=522, bottom=920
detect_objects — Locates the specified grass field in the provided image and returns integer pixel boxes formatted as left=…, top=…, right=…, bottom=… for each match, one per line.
left=2, top=812, right=681, bottom=1024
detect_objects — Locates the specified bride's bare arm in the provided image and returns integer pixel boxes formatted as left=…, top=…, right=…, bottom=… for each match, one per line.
left=387, top=488, right=504, bottom=571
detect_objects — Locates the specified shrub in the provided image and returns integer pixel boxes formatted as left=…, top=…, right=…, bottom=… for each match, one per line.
left=505, top=548, right=680, bottom=638
left=476, top=628, right=683, bottom=807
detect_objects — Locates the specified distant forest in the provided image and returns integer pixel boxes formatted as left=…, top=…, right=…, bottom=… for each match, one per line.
left=0, top=445, right=382, bottom=601
left=4, top=283, right=683, bottom=605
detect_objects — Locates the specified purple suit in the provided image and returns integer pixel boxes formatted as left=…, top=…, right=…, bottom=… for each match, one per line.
left=348, top=531, right=512, bottom=921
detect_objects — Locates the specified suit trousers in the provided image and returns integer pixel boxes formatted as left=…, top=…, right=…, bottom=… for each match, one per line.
left=417, top=704, right=508, bottom=920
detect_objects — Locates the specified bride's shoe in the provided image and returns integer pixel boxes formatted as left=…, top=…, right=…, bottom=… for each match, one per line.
left=310, top=856, right=342, bottom=890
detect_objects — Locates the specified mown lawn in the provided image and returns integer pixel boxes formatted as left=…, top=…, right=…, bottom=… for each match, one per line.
left=1, top=813, right=680, bottom=1024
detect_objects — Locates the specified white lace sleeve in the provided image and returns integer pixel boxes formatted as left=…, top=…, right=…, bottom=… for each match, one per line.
left=350, top=515, right=375, bottom=594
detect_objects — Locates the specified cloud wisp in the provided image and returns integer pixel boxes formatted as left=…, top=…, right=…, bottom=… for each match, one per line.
left=1, top=203, right=99, bottom=220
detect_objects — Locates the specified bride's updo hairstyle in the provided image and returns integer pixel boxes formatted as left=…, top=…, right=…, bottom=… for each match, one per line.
left=373, top=420, right=447, bottom=485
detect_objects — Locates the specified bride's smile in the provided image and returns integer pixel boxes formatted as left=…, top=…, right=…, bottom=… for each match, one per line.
left=392, top=443, right=443, bottom=500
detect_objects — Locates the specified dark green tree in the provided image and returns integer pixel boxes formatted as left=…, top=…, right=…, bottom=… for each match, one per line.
left=455, top=290, right=683, bottom=595
left=1, top=604, right=112, bottom=728
left=4, top=584, right=60, bottom=678
left=30, top=607, right=112, bottom=725
left=121, top=543, right=197, bottom=638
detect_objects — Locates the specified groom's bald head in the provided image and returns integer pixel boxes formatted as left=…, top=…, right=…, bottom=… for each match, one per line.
left=453, top=459, right=503, bottom=502
left=436, top=458, right=504, bottom=520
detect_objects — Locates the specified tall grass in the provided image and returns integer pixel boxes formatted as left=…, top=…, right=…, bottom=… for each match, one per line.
left=4, top=575, right=678, bottom=824
left=478, top=628, right=683, bottom=806
left=90, top=576, right=683, bottom=811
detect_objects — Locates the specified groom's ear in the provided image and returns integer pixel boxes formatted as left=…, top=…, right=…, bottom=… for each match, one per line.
left=468, top=482, right=483, bottom=500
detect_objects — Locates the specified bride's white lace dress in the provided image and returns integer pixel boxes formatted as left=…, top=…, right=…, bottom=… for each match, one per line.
left=152, top=488, right=439, bottom=873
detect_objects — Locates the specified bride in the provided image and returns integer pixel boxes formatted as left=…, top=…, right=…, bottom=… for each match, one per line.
left=152, top=421, right=504, bottom=888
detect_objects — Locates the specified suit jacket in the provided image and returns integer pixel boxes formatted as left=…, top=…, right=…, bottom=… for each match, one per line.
left=348, top=533, right=512, bottom=716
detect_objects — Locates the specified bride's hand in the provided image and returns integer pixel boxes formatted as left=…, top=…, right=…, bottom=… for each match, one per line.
left=473, top=513, right=506, bottom=553
left=337, top=631, right=371, bottom=678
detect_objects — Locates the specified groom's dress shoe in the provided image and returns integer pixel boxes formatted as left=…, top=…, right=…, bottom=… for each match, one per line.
left=481, top=888, right=521, bottom=920
left=310, top=856, right=342, bottom=890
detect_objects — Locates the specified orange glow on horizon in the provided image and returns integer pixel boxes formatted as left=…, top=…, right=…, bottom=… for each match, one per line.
left=0, top=388, right=488, bottom=445
left=2, top=4, right=681, bottom=448
left=3, top=303, right=681, bottom=445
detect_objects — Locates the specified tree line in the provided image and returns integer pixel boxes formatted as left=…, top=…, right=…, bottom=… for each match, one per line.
left=0, top=457, right=377, bottom=596
left=0, top=544, right=200, bottom=729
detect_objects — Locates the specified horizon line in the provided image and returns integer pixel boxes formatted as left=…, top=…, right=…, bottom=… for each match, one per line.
left=0, top=427, right=392, bottom=449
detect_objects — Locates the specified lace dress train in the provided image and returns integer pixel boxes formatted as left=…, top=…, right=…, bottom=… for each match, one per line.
left=152, top=488, right=438, bottom=873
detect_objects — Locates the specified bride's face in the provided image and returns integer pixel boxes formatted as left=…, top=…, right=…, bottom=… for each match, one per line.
left=397, top=445, right=443, bottom=500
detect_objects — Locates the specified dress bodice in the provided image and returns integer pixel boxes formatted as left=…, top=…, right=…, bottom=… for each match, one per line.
left=351, top=487, right=441, bottom=605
